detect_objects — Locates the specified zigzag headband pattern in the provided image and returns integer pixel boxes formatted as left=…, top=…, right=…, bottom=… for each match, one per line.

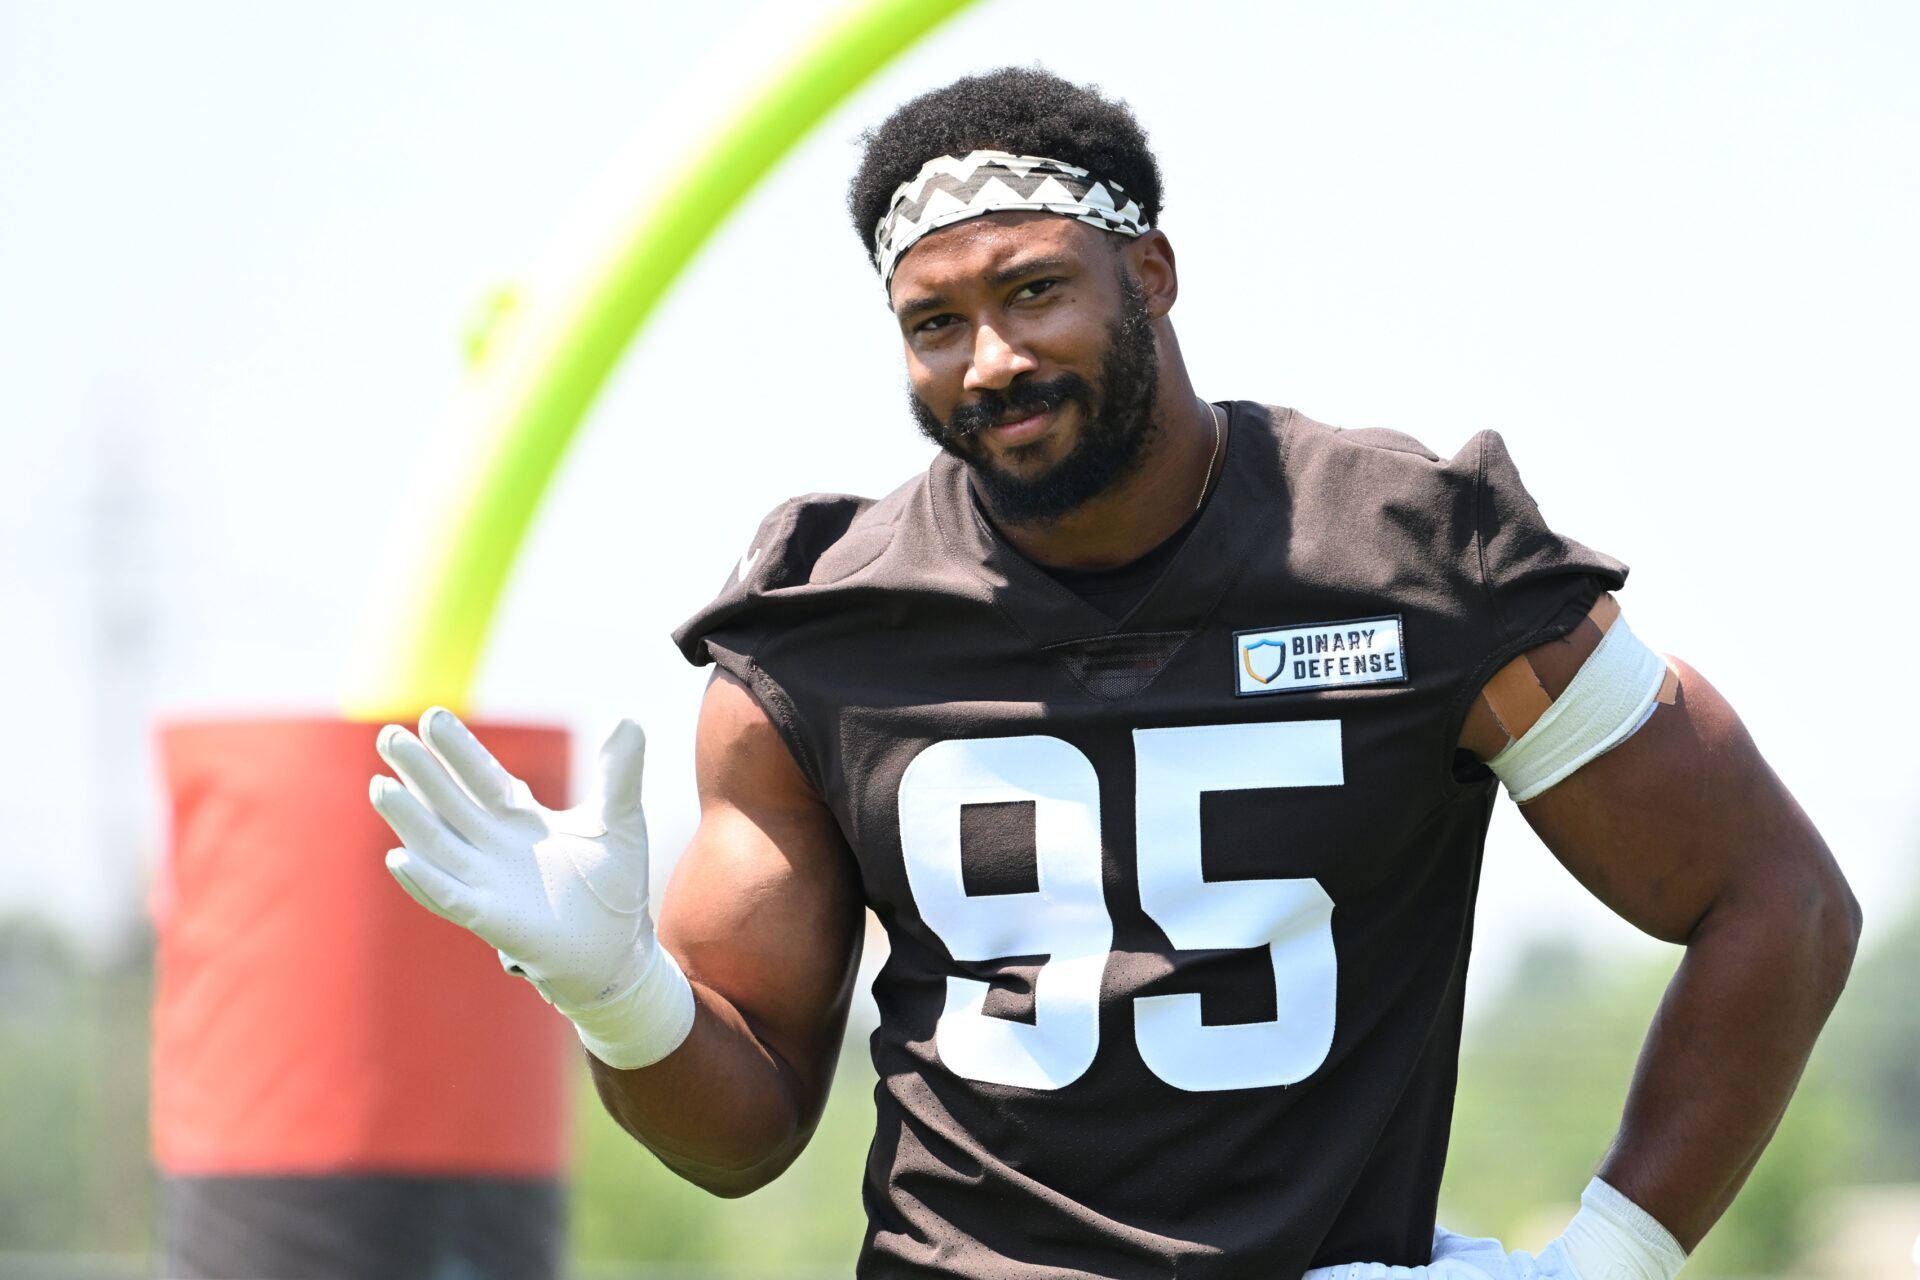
left=874, top=149, right=1149, bottom=289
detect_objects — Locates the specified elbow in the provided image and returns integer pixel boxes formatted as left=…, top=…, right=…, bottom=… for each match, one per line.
left=589, top=1064, right=806, bottom=1198
left=681, top=1167, right=780, bottom=1199
left=636, top=1107, right=807, bottom=1199
left=1814, top=871, right=1863, bottom=1005
left=666, top=1141, right=803, bottom=1199
left=1715, top=849, right=1862, bottom=1012
left=694, top=1176, right=764, bottom=1201
left=1779, top=855, right=1862, bottom=1012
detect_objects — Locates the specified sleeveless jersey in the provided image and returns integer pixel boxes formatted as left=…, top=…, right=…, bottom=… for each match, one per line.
left=672, top=404, right=1626, bottom=1279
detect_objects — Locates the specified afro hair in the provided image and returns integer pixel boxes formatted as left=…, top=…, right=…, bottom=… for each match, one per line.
left=847, top=66, right=1164, bottom=271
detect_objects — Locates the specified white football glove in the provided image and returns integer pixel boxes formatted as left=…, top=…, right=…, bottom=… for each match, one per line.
left=369, top=707, right=696, bottom=1069
left=1305, top=1179, right=1685, bottom=1280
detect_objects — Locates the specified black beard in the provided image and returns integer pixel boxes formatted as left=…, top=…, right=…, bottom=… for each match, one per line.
left=910, top=270, right=1162, bottom=526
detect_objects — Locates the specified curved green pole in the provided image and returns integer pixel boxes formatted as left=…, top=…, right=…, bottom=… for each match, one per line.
left=342, top=0, right=977, bottom=720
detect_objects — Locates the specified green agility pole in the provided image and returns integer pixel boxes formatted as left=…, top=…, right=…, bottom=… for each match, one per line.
left=342, top=0, right=977, bottom=720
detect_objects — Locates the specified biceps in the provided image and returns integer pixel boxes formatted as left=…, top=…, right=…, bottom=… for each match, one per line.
left=1517, top=656, right=1828, bottom=943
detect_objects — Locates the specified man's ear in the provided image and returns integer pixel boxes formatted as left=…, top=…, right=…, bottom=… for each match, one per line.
left=1125, top=230, right=1178, bottom=318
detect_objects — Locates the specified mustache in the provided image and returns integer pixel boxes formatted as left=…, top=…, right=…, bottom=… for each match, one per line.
left=943, top=373, right=1091, bottom=439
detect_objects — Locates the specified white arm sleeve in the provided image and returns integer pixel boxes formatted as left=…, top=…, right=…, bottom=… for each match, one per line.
left=1487, top=616, right=1667, bottom=803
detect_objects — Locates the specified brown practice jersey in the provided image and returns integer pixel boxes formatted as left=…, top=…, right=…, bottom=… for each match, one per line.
left=673, top=404, right=1625, bottom=1279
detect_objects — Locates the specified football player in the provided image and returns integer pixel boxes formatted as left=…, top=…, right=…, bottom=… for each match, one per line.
left=370, top=68, right=1859, bottom=1279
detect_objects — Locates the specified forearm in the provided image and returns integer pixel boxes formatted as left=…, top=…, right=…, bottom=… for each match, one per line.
left=586, top=979, right=826, bottom=1197
left=1597, top=870, right=1859, bottom=1250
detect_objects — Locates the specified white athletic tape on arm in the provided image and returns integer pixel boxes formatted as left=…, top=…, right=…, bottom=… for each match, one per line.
left=559, top=943, right=697, bottom=1071
left=1487, top=615, right=1666, bottom=802
left=1559, top=1177, right=1688, bottom=1280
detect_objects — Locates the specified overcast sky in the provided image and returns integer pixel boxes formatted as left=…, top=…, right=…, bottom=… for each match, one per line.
left=3, top=0, right=1916, bottom=1004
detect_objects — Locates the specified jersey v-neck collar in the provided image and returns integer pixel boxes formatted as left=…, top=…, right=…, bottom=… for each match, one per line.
left=927, top=401, right=1295, bottom=650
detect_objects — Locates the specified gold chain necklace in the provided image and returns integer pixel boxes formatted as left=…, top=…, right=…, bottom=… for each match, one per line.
left=1194, top=403, right=1225, bottom=514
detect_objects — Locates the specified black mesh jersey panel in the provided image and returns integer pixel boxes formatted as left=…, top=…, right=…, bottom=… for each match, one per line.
left=673, top=403, right=1626, bottom=1279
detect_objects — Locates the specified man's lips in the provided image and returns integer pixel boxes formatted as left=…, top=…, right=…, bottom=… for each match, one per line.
left=985, top=405, right=1056, bottom=446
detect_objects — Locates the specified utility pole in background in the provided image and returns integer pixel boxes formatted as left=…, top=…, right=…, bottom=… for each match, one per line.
left=83, top=389, right=157, bottom=1257
left=86, top=390, right=155, bottom=957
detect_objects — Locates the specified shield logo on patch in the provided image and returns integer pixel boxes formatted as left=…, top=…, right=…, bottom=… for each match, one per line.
left=1241, top=638, right=1286, bottom=685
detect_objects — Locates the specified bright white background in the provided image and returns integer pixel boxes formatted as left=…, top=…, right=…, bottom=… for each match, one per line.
left=2, top=1, right=1915, bottom=1008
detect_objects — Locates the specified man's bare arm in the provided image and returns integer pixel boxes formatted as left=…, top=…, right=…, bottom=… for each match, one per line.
left=587, top=670, right=863, bottom=1198
left=1459, top=599, right=1862, bottom=1250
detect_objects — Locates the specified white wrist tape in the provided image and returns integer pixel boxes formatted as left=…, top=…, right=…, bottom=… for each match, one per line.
left=1487, top=616, right=1666, bottom=802
left=558, top=942, right=697, bottom=1071
left=1556, top=1177, right=1687, bottom=1280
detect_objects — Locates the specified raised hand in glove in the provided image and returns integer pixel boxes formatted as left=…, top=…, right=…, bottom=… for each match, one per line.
left=369, top=707, right=695, bottom=1069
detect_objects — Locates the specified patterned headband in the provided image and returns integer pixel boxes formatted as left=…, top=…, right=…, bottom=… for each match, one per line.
left=873, top=149, right=1150, bottom=289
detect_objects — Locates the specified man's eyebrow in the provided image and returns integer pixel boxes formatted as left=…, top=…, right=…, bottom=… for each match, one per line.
left=986, top=254, right=1077, bottom=287
left=893, top=255, right=1081, bottom=321
left=894, top=290, right=948, bottom=321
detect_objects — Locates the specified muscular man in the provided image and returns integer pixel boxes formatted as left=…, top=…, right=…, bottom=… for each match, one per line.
left=369, top=68, right=1859, bottom=1279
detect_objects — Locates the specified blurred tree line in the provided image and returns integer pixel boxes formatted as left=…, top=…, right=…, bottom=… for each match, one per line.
left=0, top=901, right=1913, bottom=1275
left=0, top=917, right=152, bottom=1258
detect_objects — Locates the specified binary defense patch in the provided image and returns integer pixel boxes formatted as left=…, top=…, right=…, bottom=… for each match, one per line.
left=1233, top=615, right=1407, bottom=696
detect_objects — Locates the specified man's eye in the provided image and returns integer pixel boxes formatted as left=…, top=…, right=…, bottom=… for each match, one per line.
left=1014, top=278, right=1059, bottom=301
left=915, top=313, right=959, bottom=334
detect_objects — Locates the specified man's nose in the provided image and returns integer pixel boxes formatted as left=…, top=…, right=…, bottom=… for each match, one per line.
left=962, top=322, right=1038, bottom=392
